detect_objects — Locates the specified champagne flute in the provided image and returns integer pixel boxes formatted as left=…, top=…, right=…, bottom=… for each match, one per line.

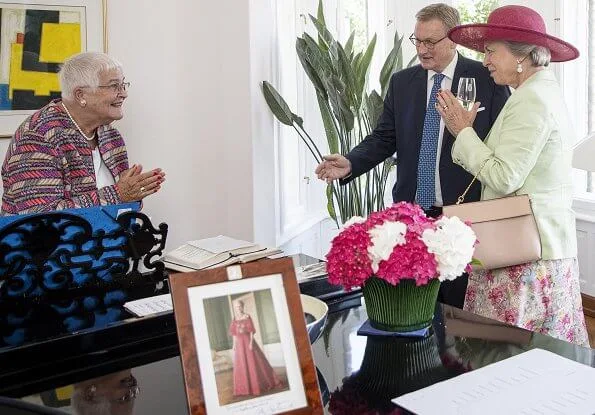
left=457, top=77, right=476, bottom=111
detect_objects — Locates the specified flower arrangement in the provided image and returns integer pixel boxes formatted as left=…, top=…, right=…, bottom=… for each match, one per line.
left=326, top=202, right=477, bottom=291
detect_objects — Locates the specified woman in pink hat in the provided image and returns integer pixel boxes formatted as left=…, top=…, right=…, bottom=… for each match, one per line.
left=436, top=5, right=588, bottom=346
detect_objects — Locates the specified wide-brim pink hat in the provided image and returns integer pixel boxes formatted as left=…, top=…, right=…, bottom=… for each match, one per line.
left=448, top=5, right=579, bottom=62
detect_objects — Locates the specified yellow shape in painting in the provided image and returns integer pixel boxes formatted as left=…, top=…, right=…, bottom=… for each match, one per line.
left=9, top=43, right=60, bottom=99
left=55, top=385, right=73, bottom=400
left=39, top=23, right=81, bottom=63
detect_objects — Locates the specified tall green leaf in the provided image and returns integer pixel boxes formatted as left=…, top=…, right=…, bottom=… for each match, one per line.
left=335, top=42, right=357, bottom=109
left=355, top=34, right=377, bottom=104
left=302, top=33, right=333, bottom=74
left=316, top=0, right=329, bottom=51
left=317, top=92, right=340, bottom=154
left=327, top=76, right=354, bottom=132
left=326, top=183, right=337, bottom=223
left=379, top=33, right=404, bottom=98
left=344, top=32, right=356, bottom=61
left=261, top=81, right=293, bottom=126
left=309, top=14, right=334, bottom=49
left=296, top=38, right=328, bottom=100
left=261, top=1, right=413, bottom=225
left=365, top=91, right=384, bottom=130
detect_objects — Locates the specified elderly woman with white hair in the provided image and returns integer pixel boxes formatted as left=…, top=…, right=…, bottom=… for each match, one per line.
left=1, top=51, right=165, bottom=214
left=435, top=5, right=588, bottom=346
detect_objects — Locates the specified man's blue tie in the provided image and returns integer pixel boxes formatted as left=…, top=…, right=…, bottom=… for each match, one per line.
left=416, top=73, right=445, bottom=210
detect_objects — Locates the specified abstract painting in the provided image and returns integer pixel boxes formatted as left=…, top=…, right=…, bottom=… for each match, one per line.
left=0, top=0, right=104, bottom=136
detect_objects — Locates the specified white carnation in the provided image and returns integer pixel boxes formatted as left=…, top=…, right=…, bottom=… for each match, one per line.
left=342, top=216, right=366, bottom=228
left=421, top=216, right=476, bottom=281
left=367, top=221, right=407, bottom=273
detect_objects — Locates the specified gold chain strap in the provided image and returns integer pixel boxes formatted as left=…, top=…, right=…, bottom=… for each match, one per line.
left=456, top=159, right=489, bottom=205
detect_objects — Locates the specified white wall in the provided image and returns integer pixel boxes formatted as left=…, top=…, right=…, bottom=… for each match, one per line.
left=106, top=0, right=257, bottom=250
left=0, top=0, right=281, bottom=250
left=0, top=0, right=265, bottom=250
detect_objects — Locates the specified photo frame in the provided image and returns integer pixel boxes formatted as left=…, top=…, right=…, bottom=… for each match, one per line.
left=170, top=257, right=323, bottom=415
left=0, top=0, right=106, bottom=137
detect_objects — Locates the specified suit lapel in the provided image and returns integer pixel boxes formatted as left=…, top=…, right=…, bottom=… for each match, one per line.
left=451, top=54, right=470, bottom=95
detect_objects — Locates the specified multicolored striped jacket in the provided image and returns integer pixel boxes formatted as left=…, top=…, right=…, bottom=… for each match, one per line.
left=1, top=100, right=129, bottom=215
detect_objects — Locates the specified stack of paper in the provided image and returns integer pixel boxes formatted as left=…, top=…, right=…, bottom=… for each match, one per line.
left=124, top=293, right=172, bottom=317
left=393, top=348, right=595, bottom=414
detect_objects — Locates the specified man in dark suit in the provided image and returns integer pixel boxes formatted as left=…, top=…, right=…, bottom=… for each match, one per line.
left=315, top=3, right=510, bottom=308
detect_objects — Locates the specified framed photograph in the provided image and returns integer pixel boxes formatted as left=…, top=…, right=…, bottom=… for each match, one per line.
left=170, top=257, right=323, bottom=415
left=0, top=0, right=105, bottom=137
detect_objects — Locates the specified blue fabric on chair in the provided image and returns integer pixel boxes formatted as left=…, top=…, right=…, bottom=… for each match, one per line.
left=0, top=396, right=68, bottom=414
left=0, top=203, right=141, bottom=347
left=416, top=73, right=445, bottom=209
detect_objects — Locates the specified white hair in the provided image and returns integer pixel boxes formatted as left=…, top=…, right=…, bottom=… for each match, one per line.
left=59, top=52, right=123, bottom=100
left=502, top=41, right=551, bottom=67
left=71, top=389, right=111, bottom=415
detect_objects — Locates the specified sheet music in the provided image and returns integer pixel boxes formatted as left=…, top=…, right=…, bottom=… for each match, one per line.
left=393, top=348, right=595, bottom=415
left=124, top=294, right=172, bottom=317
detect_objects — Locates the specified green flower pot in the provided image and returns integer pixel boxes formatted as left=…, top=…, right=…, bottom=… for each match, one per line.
left=362, top=277, right=440, bottom=332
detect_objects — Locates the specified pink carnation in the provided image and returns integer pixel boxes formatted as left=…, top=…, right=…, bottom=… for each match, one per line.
left=326, top=222, right=373, bottom=291
left=376, top=232, right=438, bottom=286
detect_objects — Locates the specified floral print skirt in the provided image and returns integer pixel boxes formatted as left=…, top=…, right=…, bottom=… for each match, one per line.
left=464, top=258, right=590, bottom=347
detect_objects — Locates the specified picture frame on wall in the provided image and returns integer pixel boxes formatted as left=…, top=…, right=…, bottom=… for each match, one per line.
left=0, top=0, right=106, bottom=137
left=169, top=257, right=323, bottom=415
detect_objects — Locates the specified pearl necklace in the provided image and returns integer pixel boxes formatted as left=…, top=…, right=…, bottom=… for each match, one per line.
left=61, top=102, right=96, bottom=141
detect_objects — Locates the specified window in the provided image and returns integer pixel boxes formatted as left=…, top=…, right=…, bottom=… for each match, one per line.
left=559, top=0, right=591, bottom=198
left=455, top=0, right=498, bottom=61
left=574, top=0, right=595, bottom=196
left=338, top=0, right=369, bottom=53
left=275, top=0, right=388, bottom=244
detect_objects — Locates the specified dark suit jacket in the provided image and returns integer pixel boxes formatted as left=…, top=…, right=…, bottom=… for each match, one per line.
left=343, top=54, right=510, bottom=205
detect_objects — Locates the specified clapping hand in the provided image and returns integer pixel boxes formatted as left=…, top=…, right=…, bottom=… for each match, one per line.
left=116, top=164, right=166, bottom=202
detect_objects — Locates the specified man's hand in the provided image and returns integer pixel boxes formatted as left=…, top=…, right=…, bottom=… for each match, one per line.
left=315, top=154, right=352, bottom=183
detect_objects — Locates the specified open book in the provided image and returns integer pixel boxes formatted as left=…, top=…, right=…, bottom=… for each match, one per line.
left=163, top=235, right=283, bottom=272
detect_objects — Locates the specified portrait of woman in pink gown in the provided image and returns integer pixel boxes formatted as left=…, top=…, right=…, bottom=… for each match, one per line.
left=229, top=299, right=283, bottom=397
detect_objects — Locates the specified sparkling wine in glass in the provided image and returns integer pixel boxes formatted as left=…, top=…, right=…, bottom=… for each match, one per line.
left=457, top=77, right=476, bottom=111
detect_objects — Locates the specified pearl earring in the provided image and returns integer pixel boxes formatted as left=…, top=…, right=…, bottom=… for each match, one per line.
left=516, top=57, right=526, bottom=74
left=80, top=99, right=86, bottom=106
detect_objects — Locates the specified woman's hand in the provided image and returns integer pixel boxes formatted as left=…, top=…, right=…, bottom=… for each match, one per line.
left=116, top=164, right=166, bottom=202
left=436, top=89, right=481, bottom=137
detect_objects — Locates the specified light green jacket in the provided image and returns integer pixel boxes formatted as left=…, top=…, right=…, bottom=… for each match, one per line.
left=452, top=70, right=576, bottom=260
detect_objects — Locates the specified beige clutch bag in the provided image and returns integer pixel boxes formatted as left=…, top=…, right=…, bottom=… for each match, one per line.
left=442, top=161, right=542, bottom=270
left=443, top=195, right=541, bottom=270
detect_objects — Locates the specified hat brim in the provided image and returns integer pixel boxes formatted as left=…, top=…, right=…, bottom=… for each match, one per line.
left=448, top=24, right=579, bottom=62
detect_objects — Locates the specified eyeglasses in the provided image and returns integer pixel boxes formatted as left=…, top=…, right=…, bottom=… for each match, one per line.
left=83, top=374, right=140, bottom=405
left=114, top=385, right=140, bottom=404
left=95, top=81, right=130, bottom=93
left=409, top=34, right=448, bottom=49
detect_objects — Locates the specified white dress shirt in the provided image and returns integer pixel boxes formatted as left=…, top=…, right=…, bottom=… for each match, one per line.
left=424, top=52, right=458, bottom=207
